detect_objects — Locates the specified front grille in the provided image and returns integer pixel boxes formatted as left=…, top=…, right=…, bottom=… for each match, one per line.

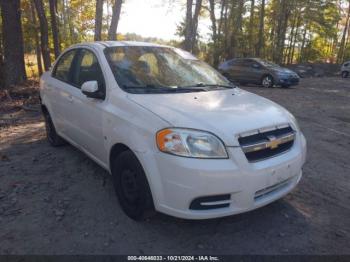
left=189, top=194, right=231, bottom=210
left=238, top=125, right=295, bottom=162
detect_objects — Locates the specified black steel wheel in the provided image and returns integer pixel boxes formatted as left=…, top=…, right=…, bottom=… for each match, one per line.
left=112, top=150, right=155, bottom=220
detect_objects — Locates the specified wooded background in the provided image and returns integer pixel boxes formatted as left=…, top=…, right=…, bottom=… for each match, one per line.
left=0, top=0, right=350, bottom=88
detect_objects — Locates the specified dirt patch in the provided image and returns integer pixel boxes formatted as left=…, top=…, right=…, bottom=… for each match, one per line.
left=0, top=77, right=349, bottom=254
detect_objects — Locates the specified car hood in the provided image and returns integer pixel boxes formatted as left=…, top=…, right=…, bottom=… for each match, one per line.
left=127, top=89, right=295, bottom=146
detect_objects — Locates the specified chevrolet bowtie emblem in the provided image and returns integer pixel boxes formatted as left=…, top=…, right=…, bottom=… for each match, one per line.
left=267, top=135, right=280, bottom=149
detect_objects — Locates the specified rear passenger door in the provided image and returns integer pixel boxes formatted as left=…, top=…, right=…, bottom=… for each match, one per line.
left=63, top=48, right=108, bottom=164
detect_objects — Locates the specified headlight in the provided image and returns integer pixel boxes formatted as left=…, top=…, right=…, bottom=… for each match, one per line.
left=156, top=128, right=228, bottom=159
left=285, top=110, right=300, bottom=131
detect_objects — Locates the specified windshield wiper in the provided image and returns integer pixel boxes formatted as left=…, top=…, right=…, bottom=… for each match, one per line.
left=123, top=84, right=171, bottom=89
left=177, top=83, right=235, bottom=89
left=122, top=84, right=207, bottom=93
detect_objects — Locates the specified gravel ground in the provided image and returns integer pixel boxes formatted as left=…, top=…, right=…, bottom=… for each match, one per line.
left=0, top=77, right=349, bottom=255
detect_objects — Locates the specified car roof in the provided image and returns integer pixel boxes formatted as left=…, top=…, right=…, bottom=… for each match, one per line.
left=69, top=41, right=171, bottom=50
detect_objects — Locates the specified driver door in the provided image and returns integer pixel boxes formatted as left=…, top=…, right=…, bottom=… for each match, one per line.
left=242, top=59, right=263, bottom=84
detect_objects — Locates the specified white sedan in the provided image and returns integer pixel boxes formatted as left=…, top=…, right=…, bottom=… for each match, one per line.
left=40, top=41, right=307, bottom=220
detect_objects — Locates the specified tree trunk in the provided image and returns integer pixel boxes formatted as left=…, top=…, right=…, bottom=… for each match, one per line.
left=255, top=0, right=265, bottom=57
left=236, top=0, right=244, bottom=56
left=289, top=11, right=301, bottom=64
left=337, top=1, right=350, bottom=63
left=33, top=0, right=51, bottom=71
left=64, top=0, right=75, bottom=44
left=61, top=0, right=68, bottom=44
left=298, top=26, right=308, bottom=63
left=228, top=0, right=244, bottom=58
left=49, top=0, right=60, bottom=59
left=188, top=0, right=202, bottom=53
left=226, top=0, right=237, bottom=59
left=273, top=0, right=290, bottom=64
left=223, top=0, right=229, bottom=58
left=184, top=0, right=193, bottom=51
left=248, top=0, right=255, bottom=56
left=108, top=0, right=123, bottom=40
left=218, top=0, right=226, bottom=36
left=209, top=0, right=219, bottom=66
left=95, top=0, right=104, bottom=41
left=286, top=10, right=298, bottom=64
left=30, top=1, right=43, bottom=76
left=0, top=0, right=27, bottom=87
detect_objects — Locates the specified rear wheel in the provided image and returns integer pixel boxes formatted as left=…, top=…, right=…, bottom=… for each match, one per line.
left=111, top=150, right=155, bottom=220
left=43, top=109, right=66, bottom=147
left=261, top=75, right=274, bottom=88
left=342, top=71, right=349, bottom=78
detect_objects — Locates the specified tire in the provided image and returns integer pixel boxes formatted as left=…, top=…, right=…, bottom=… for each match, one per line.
left=342, top=71, right=349, bottom=78
left=111, top=150, right=155, bottom=220
left=43, top=109, right=66, bottom=147
left=261, top=75, right=274, bottom=88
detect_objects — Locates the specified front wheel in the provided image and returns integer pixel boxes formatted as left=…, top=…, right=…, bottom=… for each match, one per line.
left=261, top=75, right=274, bottom=88
left=112, top=150, right=155, bottom=220
left=342, top=71, right=349, bottom=78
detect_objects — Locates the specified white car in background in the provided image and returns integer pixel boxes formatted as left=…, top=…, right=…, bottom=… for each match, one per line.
left=40, top=41, right=307, bottom=220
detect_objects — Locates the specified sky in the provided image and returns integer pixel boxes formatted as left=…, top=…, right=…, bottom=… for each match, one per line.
left=117, top=0, right=211, bottom=41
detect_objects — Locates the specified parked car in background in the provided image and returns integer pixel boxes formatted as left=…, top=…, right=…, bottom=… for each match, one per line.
left=218, top=58, right=300, bottom=88
left=40, top=42, right=306, bottom=220
left=341, top=61, right=349, bottom=78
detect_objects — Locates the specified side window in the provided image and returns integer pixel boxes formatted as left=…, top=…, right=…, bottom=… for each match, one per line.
left=53, top=50, right=76, bottom=82
left=235, top=59, right=246, bottom=67
left=73, top=49, right=105, bottom=90
left=228, top=60, right=237, bottom=66
left=242, top=60, right=254, bottom=67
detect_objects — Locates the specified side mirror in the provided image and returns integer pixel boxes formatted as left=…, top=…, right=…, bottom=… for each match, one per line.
left=81, top=81, right=104, bottom=99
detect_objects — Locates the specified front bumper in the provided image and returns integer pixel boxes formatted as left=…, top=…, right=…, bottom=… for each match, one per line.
left=276, top=76, right=300, bottom=86
left=137, top=133, right=306, bottom=219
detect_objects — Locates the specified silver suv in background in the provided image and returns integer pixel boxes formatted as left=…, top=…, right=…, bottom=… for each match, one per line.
left=218, top=58, right=300, bottom=88
left=341, top=61, right=349, bottom=78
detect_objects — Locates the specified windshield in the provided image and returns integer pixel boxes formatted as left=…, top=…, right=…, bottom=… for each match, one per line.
left=256, top=59, right=281, bottom=68
left=104, top=46, right=233, bottom=94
